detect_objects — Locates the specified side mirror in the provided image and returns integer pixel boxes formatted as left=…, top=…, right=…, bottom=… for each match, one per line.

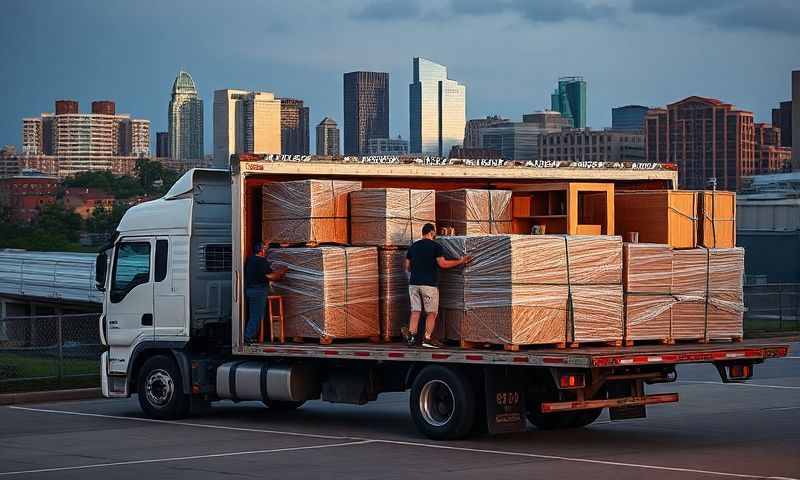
left=95, top=252, right=108, bottom=292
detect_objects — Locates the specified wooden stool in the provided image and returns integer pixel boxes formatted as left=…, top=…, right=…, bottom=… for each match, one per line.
left=268, top=295, right=285, bottom=343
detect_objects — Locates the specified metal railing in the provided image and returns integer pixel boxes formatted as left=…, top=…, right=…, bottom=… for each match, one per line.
left=0, top=313, right=102, bottom=393
left=743, top=283, right=800, bottom=334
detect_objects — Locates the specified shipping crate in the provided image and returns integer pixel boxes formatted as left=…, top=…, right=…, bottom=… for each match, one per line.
left=566, top=235, right=623, bottom=285
left=671, top=249, right=708, bottom=340
left=436, top=189, right=513, bottom=235
left=571, top=285, right=624, bottom=344
left=262, top=179, right=362, bottom=245
left=267, top=246, right=379, bottom=341
left=698, top=191, right=736, bottom=248
left=615, top=190, right=697, bottom=249
left=511, top=182, right=614, bottom=236
left=377, top=249, right=410, bottom=341
left=707, top=248, right=744, bottom=340
left=622, top=243, right=674, bottom=342
left=350, top=188, right=436, bottom=247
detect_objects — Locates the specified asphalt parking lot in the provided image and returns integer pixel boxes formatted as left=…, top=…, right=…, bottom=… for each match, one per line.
left=1, top=342, right=798, bottom=480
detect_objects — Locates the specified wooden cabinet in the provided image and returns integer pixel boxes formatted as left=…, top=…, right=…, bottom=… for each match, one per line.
left=615, top=190, right=697, bottom=249
left=511, top=182, right=614, bottom=235
left=698, top=191, right=736, bottom=248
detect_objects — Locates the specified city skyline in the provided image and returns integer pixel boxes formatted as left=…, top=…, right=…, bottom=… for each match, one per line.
left=1, top=1, right=798, bottom=155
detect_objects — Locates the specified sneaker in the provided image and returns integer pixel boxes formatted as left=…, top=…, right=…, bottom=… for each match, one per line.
left=401, top=327, right=417, bottom=347
left=422, top=338, right=444, bottom=349
left=243, top=337, right=257, bottom=345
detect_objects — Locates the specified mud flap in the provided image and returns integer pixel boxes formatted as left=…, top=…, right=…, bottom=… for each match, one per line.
left=484, top=367, right=527, bottom=434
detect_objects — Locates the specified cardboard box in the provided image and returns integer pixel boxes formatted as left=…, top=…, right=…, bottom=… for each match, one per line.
left=615, top=190, right=698, bottom=249
left=622, top=243, right=673, bottom=342
left=571, top=285, right=624, bottom=343
left=566, top=235, right=623, bottom=285
left=350, top=188, right=436, bottom=247
left=377, top=249, right=410, bottom=340
left=267, top=246, right=379, bottom=340
left=698, top=191, right=736, bottom=249
left=436, top=189, right=513, bottom=235
left=262, top=179, right=361, bottom=244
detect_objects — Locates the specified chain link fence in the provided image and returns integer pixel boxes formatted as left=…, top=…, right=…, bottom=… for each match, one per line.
left=0, top=313, right=103, bottom=393
left=743, top=283, right=800, bottom=334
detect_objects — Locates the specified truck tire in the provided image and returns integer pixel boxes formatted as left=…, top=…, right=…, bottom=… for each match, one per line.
left=410, top=365, right=476, bottom=440
left=263, top=400, right=305, bottom=411
left=137, top=355, right=190, bottom=420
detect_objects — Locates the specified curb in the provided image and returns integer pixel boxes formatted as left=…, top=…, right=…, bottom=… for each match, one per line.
left=0, top=388, right=102, bottom=406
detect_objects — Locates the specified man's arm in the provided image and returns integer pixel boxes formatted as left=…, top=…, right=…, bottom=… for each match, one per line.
left=266, top=266, right=288, bottom=282
left=436, top=255, right=472, bottom=269
left=404, top=258, right=411, bottom=272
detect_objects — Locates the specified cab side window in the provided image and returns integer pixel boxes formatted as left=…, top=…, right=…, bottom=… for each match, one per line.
left=111, top=242, right=151, bottom=303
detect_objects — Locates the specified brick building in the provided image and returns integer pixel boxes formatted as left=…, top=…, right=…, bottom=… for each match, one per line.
left=0, top=173, right=59, bottom=222
left=645, top=96, right=755, bottom=191
left=539, top=129, right=645, bottom=163
left=63, top=187, right=116, bottom=219
left=279, top=98, right=310, bottom=155
left=463, top=116, right=508, bottom=149
left=754, top=123, right=792, bottom=175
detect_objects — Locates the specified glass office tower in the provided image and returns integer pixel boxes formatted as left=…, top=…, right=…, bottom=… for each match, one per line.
left=409, top=58, right=466, bottom=156
left=550, top=76, right=587, bottom=129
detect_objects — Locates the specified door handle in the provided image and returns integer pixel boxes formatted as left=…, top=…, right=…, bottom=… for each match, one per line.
left=141, top=313, right=153, bottom=326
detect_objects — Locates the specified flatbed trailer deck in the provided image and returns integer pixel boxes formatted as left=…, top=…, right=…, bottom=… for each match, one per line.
left=237, top=338, right=789, bottom=368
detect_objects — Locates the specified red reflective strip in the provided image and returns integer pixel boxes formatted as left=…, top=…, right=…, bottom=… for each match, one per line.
left=744, top=349, right=762, bottom=358
left=513, top=356, right=528, bottom=363
left=353, top=351, right=370, bottom=357
left=388, top=352, right=405, bottom=358
left=287, top=349, right=305, bottom=354
left=431, top=353, right=450, bottom=360
left=465, top=354, right=483, bottom=361
left=542, top=357, right=565, bottom=364
left=261, top=348, right=277, bottom=353
left=323, top=350, right=338, bottom=356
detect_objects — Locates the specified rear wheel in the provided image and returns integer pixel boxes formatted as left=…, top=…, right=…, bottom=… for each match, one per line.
left=410, top=365, right=476, bottom=440
left=137, top=355, right=190, bottom=420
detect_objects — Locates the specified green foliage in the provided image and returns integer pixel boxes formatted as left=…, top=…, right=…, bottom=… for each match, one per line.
left=61, top=159, right=180, bottom=199
left=86, top=203, right=129, bottom=235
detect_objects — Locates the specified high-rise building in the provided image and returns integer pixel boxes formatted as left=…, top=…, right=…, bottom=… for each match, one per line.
left=754, top=123, right=792, bottom=174
left=343, top=71, right=389, bottom=155
left=156, top=132, right=169, bottom=157
left=366, top=136, right=409, bottom=155
left=772, top=101, right=792, bottom=148
left=409, top=58, right=466, bottom=156
left=539, top=130, right=645, bottom=162
left=550, top=76, right=587, bottom=129
left=612, top=105, right=648, bottom=132
left=645, top=96, right=755, bottom=191
left=279, top=98, right=310, bottom=155
left=168, top=70, right=204, bottom=160
left=316, top=117, right=340, bottom=156
left=0, top=146, right=21, bottom=179
left=793, top=70, right=800, bottom=170
left=20, top=100, right=150, bottom=171
left=213, top=89, right=281, bottom=167
left=463, top=116, right=508, bottom=148
left=480, top=111, right=569, bottom=161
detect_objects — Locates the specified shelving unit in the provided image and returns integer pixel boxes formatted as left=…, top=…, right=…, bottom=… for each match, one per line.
left=511, top=182, right=615, bottom=235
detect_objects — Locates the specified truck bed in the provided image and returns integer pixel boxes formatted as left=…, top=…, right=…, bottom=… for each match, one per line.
left=236, top=339, right=790, bottom=369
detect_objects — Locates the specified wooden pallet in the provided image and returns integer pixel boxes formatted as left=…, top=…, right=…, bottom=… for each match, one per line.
left=456, top=339, right=567, bottom=351
left=623, top=338, right=675, bottom=347
left=569, top=339, right=623, bottom=349
left=291, top=335, right=381, bottom=345
left=377, top=245, right=407, bottom=251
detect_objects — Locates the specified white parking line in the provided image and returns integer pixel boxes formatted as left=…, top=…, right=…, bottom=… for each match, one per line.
left=679, top=381, right=800, bottom=390
left=7, top=406, right=799, bottom=480
left=0, top=440, right=373, bottom=476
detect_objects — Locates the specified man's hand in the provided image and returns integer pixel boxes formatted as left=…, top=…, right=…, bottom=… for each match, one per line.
left=268, top=266, right=289, bottom=282
left=461, top=255, right=474, bottom=265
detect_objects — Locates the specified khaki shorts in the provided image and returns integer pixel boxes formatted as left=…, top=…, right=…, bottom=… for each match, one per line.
left=409, top=285, right=439, bottom=313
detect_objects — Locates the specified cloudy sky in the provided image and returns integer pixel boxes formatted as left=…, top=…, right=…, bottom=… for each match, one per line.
left=1, top=0, right=798, bottom=154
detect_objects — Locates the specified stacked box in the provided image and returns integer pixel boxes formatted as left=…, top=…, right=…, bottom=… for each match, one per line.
left=436, top=189, right=513, bottom=235
left=438, top=235, right=569, bottom=346
left=267, top=246, right=379, bottom=340
left=377, top=249, right=410, bottom=341
left=615, top=191, right=698, bottom=248
left=262, top=179, right=362, bottom=244
left=672, top=248, right=745, bottom=340
left=350, top=188, right=436, bottom=247
left=622, top=243, right=673, bottom=342
left=699, top=191, right=736, bottom=248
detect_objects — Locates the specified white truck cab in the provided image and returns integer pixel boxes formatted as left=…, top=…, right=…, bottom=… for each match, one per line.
left=96, top=169, right=231, bottom=408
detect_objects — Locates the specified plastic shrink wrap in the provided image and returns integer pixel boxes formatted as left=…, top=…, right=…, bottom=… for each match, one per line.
left=350, top=188, right=436, bottom=247
left=377, top=249, right=410, bottom=341
left=436, top=190, right=513, bottom=235
left=622, top=243, right=673, bottom=342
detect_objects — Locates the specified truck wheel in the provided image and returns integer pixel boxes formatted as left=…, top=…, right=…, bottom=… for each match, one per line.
left=410, top=365, right=476, bottom=440
left=137, top=355, right=190, bottom=420
left=263, top=400, right=305, bottom=411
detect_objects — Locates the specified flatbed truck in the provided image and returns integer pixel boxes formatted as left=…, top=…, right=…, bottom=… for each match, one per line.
left=95, top=155, right=790, bottom=440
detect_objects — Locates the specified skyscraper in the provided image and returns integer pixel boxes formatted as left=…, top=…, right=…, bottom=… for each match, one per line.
left=463, top=116, right=508, bottom=148
left=612, top=105, right=648, bottom=132
left=316, top=117, right=340, bottom=156
left=409, top=57, right=466, bottom=156
left=168, top=70, right=204, bottom=160
left=279, top=98, right=310, bottom=155
left=213, top=89, right=281, bottom=167
left=343, top=71, right=389, bottom=155
left=550, top=76, right=587, bottom=129
left=793, top=70, right=800, bottom=171
left=645, top=96, right=754, bottom=191
left=156, top=132, right=169, bottom=157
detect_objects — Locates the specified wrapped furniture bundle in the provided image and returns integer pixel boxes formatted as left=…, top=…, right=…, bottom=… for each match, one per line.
left=350, top=188, right=436, bottom=247
left=267, top=246, right=379, bottom=341
left=436, top=189, right=513, bottom=235
left=672, top=247, right=744, bottom=340
left=622, top=243, right=674, bottom=342
left=377, top=249, right=411, bottom=341
left=262, top=179, right=362, bottom=244
left=437, top=234, right=623, bottom=347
